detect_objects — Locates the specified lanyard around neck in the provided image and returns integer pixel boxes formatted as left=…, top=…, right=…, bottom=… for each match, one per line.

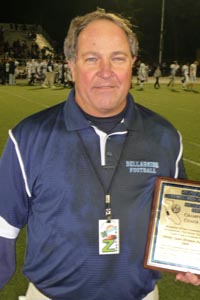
left=77, top=129, right=129, bottom=222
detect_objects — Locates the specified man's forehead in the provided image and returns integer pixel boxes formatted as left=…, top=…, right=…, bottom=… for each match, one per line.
left=78, top=19, right=126, bottom=38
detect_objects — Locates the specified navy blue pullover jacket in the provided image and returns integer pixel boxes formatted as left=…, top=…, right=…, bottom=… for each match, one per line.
left=0, top=90, right=186, bottom=299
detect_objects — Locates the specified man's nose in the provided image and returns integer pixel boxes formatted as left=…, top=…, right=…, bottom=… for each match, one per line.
left=97, top=59, right=114, bottom=78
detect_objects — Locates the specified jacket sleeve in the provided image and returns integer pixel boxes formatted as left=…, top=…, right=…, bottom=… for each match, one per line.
left=0, top=237, right=16, bottom=289
left=177, top=157, right=187, bottom=179
left=0, top=135, right=30, bottom=288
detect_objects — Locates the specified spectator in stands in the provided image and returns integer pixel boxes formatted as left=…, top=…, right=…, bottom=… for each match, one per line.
left=41, top=47, right=47, bottom=59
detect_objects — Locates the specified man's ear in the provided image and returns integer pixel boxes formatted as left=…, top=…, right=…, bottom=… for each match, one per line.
left=132, top=56, right=137, bottom=67
left=68, top=60, right=75, bottom=81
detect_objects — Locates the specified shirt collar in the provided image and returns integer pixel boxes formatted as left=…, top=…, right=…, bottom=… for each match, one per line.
left=63, top=89, right=143, bottom=132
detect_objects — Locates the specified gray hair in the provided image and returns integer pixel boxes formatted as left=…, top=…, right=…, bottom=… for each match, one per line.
left=64, top=8, right=139, bottom=61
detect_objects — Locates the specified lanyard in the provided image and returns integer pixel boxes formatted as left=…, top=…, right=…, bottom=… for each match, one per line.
left=77, top=130, right=129, bottom=223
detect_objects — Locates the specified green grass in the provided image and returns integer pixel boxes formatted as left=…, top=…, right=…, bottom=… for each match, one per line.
left=0, top=79, right=200, bottom=299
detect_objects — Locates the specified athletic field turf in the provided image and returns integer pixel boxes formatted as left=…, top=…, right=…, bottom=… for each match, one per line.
left=0, top=78, right=200, bottom=299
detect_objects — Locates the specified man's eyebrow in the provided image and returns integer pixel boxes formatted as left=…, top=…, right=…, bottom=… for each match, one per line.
left=81, top=51, right=99, bottom=57
left=81, top=51, right=128, bottom=57
left=112, top=51, right=128, bottom=56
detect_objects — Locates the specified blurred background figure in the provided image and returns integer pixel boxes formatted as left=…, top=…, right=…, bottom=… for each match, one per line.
left=42, top=57, right=56, bottom=88
left=138, top=62, right=147, bottom=90
left=188, top=61, right=199, bottom=91
left=167, top=61, right=180, bottom=89
left=153, top=65, right=162, bottom=89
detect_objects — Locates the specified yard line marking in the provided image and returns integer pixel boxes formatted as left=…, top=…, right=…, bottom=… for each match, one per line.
left=0, top=89, right=49, bottom=108
left=141, top=102, right=196, bottom=113
left=186, top=141, right=200, bottom=148
left=178, top=108, right=195, bottom=113
left=184, top=158, right=200, bottom=167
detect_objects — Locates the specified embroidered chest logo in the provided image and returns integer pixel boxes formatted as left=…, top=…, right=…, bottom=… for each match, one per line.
left=125, top=161, right=159, bottom=174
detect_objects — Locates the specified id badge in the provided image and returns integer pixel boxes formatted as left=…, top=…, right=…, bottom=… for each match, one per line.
left=99, top=219, right=120, bottom=255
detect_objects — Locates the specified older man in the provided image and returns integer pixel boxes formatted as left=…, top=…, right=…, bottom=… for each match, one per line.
left=0, top=8, right=199, bottom=300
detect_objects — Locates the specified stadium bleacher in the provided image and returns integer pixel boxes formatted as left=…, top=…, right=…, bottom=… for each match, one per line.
left=0, top=23, right=54, bottom=60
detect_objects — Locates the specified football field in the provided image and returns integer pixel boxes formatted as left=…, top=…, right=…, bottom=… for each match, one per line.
left=0, top=78, right=200, bottom=299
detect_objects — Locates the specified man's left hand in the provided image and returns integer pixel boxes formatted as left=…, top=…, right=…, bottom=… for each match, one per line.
left=176, top=272, right=200, bottom=286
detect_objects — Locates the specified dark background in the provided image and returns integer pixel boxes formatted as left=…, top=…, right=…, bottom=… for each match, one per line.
left=1, top=0, right=200, bottom=63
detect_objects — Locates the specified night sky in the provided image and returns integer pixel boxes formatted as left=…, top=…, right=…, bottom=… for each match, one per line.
left=1, top=0, right=200, bottom=62
left=0, top=0, right=123, bottom=47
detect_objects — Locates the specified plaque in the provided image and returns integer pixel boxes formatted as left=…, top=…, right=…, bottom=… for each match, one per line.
left=144, top=177, right=200, bottom=274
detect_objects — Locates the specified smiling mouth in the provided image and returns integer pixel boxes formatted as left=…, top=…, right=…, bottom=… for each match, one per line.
left=95, top=85, right=115, bottom=89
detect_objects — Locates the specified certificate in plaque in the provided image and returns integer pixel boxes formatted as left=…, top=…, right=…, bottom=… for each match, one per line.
left=144, top=177, right=200, bottom=274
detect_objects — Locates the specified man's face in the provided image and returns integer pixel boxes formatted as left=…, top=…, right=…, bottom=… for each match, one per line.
left=69, top=19, right=136, bottom=117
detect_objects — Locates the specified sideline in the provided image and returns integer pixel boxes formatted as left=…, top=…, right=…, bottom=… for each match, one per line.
left=137, top=76, right=200, bottom=84
left=184, top=158, right=200, bottom=167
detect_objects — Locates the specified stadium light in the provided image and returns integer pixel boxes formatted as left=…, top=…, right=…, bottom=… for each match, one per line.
left=159, top=0, right=165, bottom=64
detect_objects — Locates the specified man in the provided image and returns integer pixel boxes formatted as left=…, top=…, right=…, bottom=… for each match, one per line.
left=189, top=60, right=199, bottom=91
left=153, top=65, right=162, bottom=89
left=0, top=8, right=199, bottom=300
left=181, top=63, right=190, bottom=90
left=167, top=60, right=180, bottom=89
left=42, top=57, right=56, bottom=88
left=27, top=59, right=39, bottom=86
left=8, top=57, right=17, bottom=85
left=137, top=62, right=147, bottom=90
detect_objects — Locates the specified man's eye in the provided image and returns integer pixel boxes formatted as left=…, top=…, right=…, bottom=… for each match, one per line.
left=85, top=57, right=97, bottom=62
left=113, top=57, right=126, bottom=62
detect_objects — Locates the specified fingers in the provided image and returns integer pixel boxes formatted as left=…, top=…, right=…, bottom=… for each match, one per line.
left=176, top=272, right=200, bottom=286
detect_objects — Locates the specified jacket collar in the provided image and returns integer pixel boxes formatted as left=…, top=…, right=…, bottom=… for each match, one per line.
left=63, top=89, right=143, bottom=132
